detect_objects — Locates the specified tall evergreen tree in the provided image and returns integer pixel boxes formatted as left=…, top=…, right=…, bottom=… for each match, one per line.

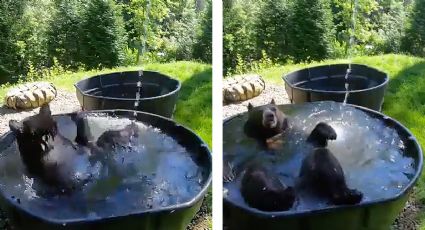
left=47, top=0, right=84, bottom=68
left=402, top=0, right=425, bottom=56
left=255, top=0, right=291, bottom=61
left=80, top=0, right=127, bottom=68
left=288, top=0, right=334, bottom=62
left=193, top=0, right=212, bottom=63
left=0, top=0, right=27, bottom=81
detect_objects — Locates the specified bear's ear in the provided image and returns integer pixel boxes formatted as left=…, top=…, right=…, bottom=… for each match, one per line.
left=9, top=120, right=23, bottom=134
left=39, top=104, right=51, bottom=117
left=248, top=103, right=254, bottom=111
left=270, top=99, right=276, bottom=105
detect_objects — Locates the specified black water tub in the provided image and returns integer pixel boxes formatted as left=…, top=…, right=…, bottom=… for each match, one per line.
left=283, top=64, right=389, bottom=111
left=0, top=110, right=211, bottom=230
left=223, top=103, right=422, bottom=230
left=75, top=71, right=181, bottom=118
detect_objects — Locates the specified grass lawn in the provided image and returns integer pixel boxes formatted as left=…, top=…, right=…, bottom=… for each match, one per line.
left=0, top=61, right=212, bottom=229
left=252, top=54, right=425, bottom=228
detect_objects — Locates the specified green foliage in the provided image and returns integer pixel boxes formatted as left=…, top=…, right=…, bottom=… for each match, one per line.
left=402, top=0, right=425, bottom=57
left=193, top=0, right=212, bottom=63
left=0, top=0, right=210, bottom=83
left=79, top=0, right=127, bottom=68
left=47, top=0, right=84, bottom=68
left=289, top=0, right=334, bottom=62
left=15, top=0, right=53, bottom=71
left=0, top=0, right=27, bottom=82
left=255, top=0, right=291, bottom=62
left=224, top=0, right=411, bottom=74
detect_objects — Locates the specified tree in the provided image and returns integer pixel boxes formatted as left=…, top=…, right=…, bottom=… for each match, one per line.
left=223, top=0, right=258, bottom=72
left=47, top=0, right=85, bottom=68
left=193, top=0, right=212, bottom=63
left=0, top=0, right=27, bottom=81
left=402, top=0, right=425, bottom=56
left=79, top=0, right=127, bottom=68
left=289, top=0, right=334, bottom=62
left=255, top=0, right=291, bottom=61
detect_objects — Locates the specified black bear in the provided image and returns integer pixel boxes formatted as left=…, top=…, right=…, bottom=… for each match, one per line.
left=9, top=105, right=90, bottom=190
left=9, top=104, right=139, bottom=191
left=244, top=99, right=288, bottom=148
left=300, top=122, right=363, bottom=205
left=241, top=164, right=296, bottom=211
left=73, top=112, right=139, bottom=151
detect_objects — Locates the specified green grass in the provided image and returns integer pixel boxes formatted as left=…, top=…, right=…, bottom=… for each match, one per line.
left=253, top=54, right=425, bottom=227
left=0, top=61, right=212, bottom=229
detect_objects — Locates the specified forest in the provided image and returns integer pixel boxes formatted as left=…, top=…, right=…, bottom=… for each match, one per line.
left=0, top=0, right=212, bottom=83
left=224, top=0, right=424, bottom=74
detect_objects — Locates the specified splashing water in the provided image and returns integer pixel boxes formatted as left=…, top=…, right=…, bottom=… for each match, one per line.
left=223, top=102, right=415, bottom=212
left=343, top=0, right=358, bottom=105
left=133, top=70, right=143, bottom=118
left=343, top=66, right=351, bottom=104
left=133, top=0, right=151, bottom=118
left=0, top=114, right=205, bottom=220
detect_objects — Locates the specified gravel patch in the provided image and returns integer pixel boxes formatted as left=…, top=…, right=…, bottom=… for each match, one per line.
left=223, top=82, right=290, bottom=119
left=0, top=90, right=80, bottom=135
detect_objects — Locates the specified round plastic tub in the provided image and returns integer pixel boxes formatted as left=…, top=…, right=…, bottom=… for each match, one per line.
left=75, top=71, right=181, bottom=118
left=283, top=64, right=389, bottom=111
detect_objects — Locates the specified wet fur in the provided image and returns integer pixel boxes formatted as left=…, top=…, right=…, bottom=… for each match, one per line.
left=241, top=164, right=295, bottom=211
left=9, top=105, right=138, bottom=191
left=73, top=112, right=139, bottom=152
left=9, top=105, right=86, bottom=190
left=301, top=122, right=363, bottom=205
left=244, top=99, right=288, bottom=146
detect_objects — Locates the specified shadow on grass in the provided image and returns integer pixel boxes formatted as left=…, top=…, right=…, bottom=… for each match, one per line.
left=381, top=61, right=425, bottom=228
left=172, top=68, right=212, bottom=230
left=174, top=68, right=212, bottom=147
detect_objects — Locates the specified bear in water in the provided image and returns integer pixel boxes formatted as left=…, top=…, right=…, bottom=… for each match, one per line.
left=73, top=112, right=139, bottom=152
left=9, top=104, right=139, bottom=192
left=241, top=164, right=296, bottom=211
left=9, top=105, right=92, bottom=191
left=300, top=122, right=363, bottom=205
left=244, top=99, right=288, bottom=149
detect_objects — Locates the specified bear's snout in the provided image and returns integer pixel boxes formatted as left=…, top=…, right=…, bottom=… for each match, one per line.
left=262, top=110, right=277, bottom=128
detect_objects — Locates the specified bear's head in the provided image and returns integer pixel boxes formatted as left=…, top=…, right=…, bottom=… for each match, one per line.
left=307, top=122, right=337, bottom=147
left=244, top=99, right=288, bottom=140
left=9, top=104, right=57, bottom=175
